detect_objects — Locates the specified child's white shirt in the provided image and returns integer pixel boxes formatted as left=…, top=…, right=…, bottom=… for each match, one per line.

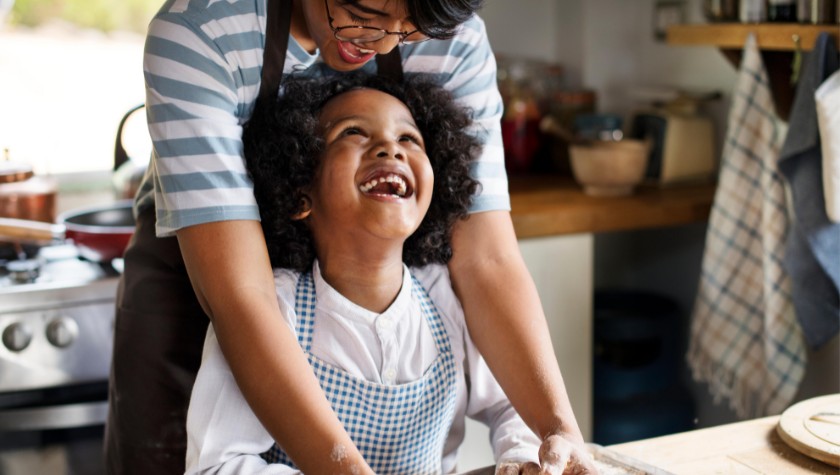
left=185, top=261, right=540, bottom=474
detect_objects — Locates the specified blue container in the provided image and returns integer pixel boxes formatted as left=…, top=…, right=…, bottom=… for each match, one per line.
left=593, top=290, right=681, bottom=402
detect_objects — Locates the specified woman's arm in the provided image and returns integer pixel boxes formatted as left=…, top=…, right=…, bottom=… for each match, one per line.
left=186, top=325, right=300, bottom=474
left=448, top=211, right=595, bottom=472
left=177, top=220, right=373, bottom=475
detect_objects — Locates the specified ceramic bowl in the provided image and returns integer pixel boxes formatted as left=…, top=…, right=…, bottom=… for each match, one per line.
left=569, top=139, right=651, bottom=197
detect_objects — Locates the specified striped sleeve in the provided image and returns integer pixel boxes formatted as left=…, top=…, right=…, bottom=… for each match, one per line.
left=138, top=4, right=509, bottom=237
left=402, top=15, right=510, bottom=213
left=141, top=1, right=266, bottom=236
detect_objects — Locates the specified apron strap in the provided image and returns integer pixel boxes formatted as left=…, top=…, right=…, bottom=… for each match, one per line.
left=258, top=0, right=293, bottom=101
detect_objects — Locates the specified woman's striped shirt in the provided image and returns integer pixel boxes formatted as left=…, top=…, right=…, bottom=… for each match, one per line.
left=138, top=0, right=508, bottom=236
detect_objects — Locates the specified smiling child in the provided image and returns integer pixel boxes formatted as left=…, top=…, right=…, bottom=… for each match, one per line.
left=184, top=73, right=591, bottom=474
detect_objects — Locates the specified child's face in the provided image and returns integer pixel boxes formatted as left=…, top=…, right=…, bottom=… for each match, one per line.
left=306, top=88, right=433, bottom=248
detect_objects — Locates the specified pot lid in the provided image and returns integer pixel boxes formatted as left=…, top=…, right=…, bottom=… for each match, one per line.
left=1, top=149, right=35, bottom=184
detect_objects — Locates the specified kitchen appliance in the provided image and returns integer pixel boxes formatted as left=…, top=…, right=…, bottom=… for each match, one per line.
left=629, top=108, right=717, bottom=185
left=0, top=242, right=119, bottom=475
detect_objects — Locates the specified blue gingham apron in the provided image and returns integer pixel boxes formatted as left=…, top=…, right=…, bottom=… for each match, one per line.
left=263, top=271, right=458, bottom=474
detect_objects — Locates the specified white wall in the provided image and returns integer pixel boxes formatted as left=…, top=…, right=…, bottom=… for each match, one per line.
left=580, top=0, right=736, bottom=113
left=482, top=0, right=584, bottom=86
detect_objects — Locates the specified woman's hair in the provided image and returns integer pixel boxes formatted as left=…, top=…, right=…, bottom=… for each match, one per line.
left=243, top=73, right=481, bottom=272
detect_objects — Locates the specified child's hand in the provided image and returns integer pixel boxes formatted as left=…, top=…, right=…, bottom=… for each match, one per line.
left=537, top=433, right=598, bottom=474
left=495, top=460, right=541, bottom=474
left=495, top=433, right=599, bottom=474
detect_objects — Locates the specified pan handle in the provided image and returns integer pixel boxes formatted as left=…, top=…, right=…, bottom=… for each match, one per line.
left=0, top=217, right=66, bottom=243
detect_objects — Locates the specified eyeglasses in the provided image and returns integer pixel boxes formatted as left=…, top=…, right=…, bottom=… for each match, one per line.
left=324, top=0, right=430, bottom=46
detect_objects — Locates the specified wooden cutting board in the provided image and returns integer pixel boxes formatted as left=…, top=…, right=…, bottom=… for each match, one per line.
left=777, top=394, right=840, bottom=468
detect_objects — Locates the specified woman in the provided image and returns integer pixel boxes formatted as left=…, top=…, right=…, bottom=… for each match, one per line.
left=105, top=1, right=591, bottom=474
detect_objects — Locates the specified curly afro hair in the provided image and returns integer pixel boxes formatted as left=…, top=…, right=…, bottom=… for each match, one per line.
left=243, top=73, right=481, bottom=272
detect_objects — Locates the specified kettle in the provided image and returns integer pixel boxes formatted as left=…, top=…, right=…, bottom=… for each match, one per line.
left=112, top=104, right=149, bottom=200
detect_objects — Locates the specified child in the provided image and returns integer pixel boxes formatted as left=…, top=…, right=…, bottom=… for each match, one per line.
left=185, top=74, right=592, bottom=474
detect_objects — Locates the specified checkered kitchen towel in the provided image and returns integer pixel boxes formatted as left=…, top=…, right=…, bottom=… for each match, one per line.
left=688, top=34, right=806, bottom=418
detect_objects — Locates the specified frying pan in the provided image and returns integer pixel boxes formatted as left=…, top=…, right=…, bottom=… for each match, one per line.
left=0, top=200, right=135, bottom=262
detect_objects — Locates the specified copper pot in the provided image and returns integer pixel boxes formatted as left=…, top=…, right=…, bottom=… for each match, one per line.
left=0, top=154, right=58, bottom=223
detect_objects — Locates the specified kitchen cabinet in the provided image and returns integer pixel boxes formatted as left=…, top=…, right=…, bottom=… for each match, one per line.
left=666, top=23, right=839, bottom=120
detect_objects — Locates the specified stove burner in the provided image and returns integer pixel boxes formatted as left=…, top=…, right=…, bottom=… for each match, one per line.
left=6, top=260, right=40, bottom=284
left=0, top=243, right=117, bottom=290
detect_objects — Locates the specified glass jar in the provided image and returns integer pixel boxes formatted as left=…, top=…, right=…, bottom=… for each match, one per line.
left=704, top=0, right=739, bottom=21
left=768, top=0, right=798, bottom=21
left=797, top=0, right=838, bottom=23
left=740, top=0, right=767, bottom=21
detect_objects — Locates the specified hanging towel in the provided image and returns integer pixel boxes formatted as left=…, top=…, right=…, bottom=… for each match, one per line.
left=688, top=34, right=806, bottom=418
left=777, top=33, right=840, bottom=350
left=817, top=70, right=840, bottom=223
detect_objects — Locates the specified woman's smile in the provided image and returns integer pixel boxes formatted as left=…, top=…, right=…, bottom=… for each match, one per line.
left=336, top=40, right=378, bottom=64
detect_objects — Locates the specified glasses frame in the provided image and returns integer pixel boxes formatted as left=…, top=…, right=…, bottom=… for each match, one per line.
left=324, top=0, right=429, bottom=46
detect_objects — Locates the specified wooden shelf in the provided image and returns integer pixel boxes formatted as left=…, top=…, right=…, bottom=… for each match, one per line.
left=667, top=23, right=839, bottom=51
left=509, top=176, right=716, bottom=239
left=666, top=23, right=838, bottom=120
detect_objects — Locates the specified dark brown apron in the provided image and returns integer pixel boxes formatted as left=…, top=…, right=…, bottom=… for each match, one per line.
left=103, top=2, right=402, bottom=473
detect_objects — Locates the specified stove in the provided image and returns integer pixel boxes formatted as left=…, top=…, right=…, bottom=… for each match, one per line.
left=0, top=242, right=119, bottom=475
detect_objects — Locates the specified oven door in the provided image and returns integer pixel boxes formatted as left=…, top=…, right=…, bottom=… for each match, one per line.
left=0, top=381, right=108, bottom=475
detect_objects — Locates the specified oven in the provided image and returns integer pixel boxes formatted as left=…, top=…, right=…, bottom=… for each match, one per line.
left=0, top=243, right=118, bottom=475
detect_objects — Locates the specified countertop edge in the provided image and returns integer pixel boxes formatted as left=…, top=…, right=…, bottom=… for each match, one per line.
left=508, top=176, right=716, bottom=238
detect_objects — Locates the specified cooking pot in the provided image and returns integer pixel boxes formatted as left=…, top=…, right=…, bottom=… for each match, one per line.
left=112, top=104, right=149, bottom=200
left=0, top=201, right=135, bottom=262
left=0, top=153, right=58, bottom=223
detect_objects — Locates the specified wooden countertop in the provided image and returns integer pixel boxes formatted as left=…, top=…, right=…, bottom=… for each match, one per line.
left=608, top=416, right=837, bottom=474
left=508, top=176, right=717, bottom=239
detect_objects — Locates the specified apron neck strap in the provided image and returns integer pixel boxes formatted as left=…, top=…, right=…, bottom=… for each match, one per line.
left=259, top=0, right=293, bottom=101
left=375, top=47, right=403, bottom=82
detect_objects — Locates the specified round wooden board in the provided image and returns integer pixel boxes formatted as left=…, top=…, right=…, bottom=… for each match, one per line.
left=777, top=394, right=840, bottom=468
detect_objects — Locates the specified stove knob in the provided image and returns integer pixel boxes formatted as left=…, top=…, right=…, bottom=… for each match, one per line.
left=2, top=322, right=33, bottom=352
left=46, top=317, right=79, bottom=348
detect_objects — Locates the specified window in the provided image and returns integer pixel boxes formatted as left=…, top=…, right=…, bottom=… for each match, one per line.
left=0, top=0, right=159, bottom=177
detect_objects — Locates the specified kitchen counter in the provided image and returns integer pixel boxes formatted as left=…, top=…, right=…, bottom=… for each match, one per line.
left=508, top=176, right=716, bottom=238
left=608, top=416, right=837, bottom=474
